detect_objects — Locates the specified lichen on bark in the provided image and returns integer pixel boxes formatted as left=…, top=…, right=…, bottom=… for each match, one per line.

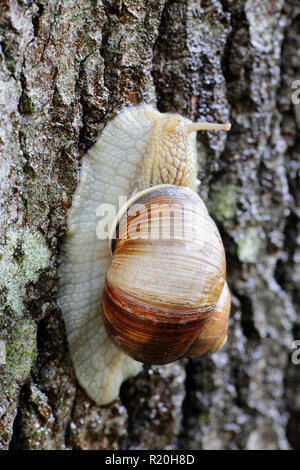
left=0, top=0, right=299, bottom=450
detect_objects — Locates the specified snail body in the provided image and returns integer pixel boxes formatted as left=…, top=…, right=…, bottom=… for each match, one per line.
left=57, top=105, right=231, bottom=405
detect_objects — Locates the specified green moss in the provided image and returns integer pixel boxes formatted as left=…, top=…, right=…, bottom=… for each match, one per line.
left=237, top=227, right=262, bottom=263
left=19, top=91, right=38, bottom=114
left=208, top=183, right=237, bottom=224
left=6, top=318, right=37, bottom=381
left=4, top=57, right=15, bottom=73
left=0, top=228, right=50, bottom=315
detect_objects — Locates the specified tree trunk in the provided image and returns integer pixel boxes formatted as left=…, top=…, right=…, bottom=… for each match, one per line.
left=0, top=0, right=299, bottom=450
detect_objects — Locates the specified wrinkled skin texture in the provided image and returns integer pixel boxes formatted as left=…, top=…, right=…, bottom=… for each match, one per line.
left=0, top=0, right=299, bottom=450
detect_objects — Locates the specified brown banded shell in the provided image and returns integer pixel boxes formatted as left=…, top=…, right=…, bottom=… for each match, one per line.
left=102, top=185, right=230, bottom=365
left=184, top=281, right=231, bottom=358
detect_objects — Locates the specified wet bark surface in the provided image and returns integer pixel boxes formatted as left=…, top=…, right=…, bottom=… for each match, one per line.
left=0, top=0, right=299, bottom=450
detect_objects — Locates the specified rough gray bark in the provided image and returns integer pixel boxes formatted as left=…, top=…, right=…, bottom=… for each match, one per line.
left=0, top=0, right=299, bottom=450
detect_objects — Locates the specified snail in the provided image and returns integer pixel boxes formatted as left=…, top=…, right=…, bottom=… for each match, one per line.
left=57, top=105, right=231, bottom=405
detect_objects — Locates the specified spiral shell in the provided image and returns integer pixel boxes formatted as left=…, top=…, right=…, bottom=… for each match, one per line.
left=185, top=281, right=231, bottom=358
left=103, top=185, right=228, bottom=364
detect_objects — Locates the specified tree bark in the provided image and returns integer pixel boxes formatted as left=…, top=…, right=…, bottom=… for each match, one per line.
left=0, top=0, right=299, bottom=450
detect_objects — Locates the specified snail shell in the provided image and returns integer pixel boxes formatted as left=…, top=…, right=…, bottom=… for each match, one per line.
left=185, top=281, right=231, bottom=357
left=103, top=185, right=227, bottom=364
